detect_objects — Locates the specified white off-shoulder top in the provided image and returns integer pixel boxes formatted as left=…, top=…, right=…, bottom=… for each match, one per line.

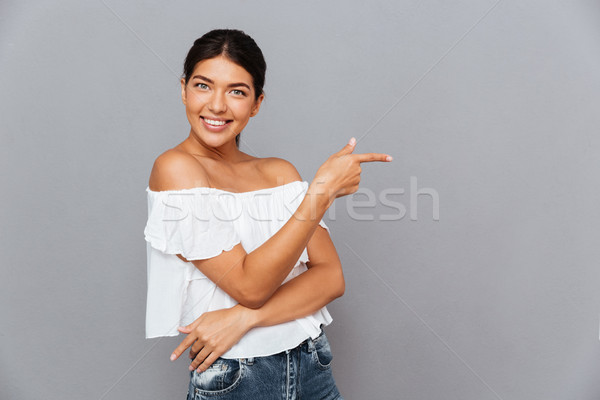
left=143, top=180, right=333, bottom=358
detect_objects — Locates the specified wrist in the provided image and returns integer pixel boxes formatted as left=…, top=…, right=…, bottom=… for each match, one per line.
left=305, top=181, right=332, bottom=216
left=236, top=304, right=261, bottom=329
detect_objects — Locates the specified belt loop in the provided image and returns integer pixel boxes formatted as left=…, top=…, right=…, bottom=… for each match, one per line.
left=247, top=357, right=254, bottom=365
left=307, top=336, right=316, bottom=353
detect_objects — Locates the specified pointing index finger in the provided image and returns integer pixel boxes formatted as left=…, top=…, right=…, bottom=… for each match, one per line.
left=354, top=153, right=393, bottom=163
left=171, top=334, right=196, bottom=361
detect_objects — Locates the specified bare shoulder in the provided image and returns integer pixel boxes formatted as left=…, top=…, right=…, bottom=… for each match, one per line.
left=259, top=157, right=303, bottom=186
left=148, top=149, right=209, bottom=191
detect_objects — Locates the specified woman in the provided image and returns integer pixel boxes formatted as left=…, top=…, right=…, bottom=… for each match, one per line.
left=144, top=29, right=392, bottom=399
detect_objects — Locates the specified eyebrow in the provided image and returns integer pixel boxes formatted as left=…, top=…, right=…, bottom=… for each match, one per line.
left=191, top=75, right=251, bottom=90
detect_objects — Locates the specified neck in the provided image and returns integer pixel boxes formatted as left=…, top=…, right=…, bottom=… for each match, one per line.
left=184, top=131, right=244, bottom=163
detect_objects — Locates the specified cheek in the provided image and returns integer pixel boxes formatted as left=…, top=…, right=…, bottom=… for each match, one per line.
left=185, top=91, right=206, bottom=108
left=184, top=98, right=203, bottom=119
left=231, top=101, right=255, bottom=118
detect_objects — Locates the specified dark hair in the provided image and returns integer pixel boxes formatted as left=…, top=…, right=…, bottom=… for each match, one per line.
left=183, top=29, right=267, bottom=148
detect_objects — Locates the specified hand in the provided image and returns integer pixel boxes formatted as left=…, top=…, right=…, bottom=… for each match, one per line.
left=309, top=137, right=392, bottom=207
left=170, top=304, right=257, bottom=373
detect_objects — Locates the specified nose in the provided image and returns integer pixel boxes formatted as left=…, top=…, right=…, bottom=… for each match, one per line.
left=208, top=91, right=227, bottom=114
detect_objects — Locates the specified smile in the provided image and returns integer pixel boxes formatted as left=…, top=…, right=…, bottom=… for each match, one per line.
left=201, top=117, right=232, bottom=126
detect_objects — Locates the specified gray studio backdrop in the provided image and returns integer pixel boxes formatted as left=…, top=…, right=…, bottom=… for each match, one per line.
left=2, top=1, right=600, bottom=399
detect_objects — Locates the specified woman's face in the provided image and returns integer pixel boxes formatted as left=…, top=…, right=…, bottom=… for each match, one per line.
left=181, top=55, right=264, bottom=148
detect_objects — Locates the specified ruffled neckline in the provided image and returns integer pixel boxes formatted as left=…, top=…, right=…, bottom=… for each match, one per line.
left=146, top=180, right=305, bottom=196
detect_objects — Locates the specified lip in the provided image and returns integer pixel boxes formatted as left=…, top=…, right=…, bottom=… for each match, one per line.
left=200, top=116, right=232, bottom=132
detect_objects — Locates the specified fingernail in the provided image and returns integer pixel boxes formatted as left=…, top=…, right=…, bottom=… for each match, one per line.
left=386, top=156, right=393, bottom=161
left=170, top=354, right=176, bottom=361
left=349, top=137, right=356, bottom=145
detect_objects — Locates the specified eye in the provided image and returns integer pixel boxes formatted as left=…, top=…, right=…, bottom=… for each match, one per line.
left=231, top=89, right=246, bottom=96
left=195, top=83, right=209, bottom=90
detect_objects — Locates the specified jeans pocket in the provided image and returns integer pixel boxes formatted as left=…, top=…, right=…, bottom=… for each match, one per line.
left=312, top=332, right=333, bottom=370
left=190, top=358, right=243, bottom=397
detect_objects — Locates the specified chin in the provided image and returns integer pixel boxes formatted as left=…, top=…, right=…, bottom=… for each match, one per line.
left=198, top=133, right=237, bottom=147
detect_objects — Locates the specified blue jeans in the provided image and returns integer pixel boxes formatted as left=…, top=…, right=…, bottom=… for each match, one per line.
left=186, top=329, right=343, bottom=399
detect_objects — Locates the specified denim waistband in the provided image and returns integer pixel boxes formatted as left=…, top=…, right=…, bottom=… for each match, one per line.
left=239, top=328, right=323, bottom=366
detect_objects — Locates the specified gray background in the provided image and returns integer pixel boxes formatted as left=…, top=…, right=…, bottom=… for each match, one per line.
left=1, top=1, right=599, bottom=399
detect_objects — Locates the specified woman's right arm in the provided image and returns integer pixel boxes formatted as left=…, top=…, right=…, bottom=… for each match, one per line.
left=149, top=138, right=391, bottom=309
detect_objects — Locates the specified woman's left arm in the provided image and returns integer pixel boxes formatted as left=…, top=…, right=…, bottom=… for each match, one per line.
left=171, top=225, right=344, bottom=372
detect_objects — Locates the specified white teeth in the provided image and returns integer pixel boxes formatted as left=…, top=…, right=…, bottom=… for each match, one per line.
left=204, top=118, right=227, bottom=126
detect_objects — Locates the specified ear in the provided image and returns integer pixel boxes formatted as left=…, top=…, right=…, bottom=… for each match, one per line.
left=250, top=93, right=265, bottom=117
left=180, top=78, right=187, bottom=106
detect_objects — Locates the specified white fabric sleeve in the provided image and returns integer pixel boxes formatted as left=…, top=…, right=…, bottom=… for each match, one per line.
left=144, top=189, right=241, bottom=260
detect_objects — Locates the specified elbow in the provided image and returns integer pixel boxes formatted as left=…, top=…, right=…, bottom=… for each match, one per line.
left=336, top=280, right=345, bottom=298
left=334, top=277, right=345, bottom=299
left=238, top=297, right=266, bottom=310
left=236, top=288, right=271, bottom=309
left=232, top=258, right=272, bottom=309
